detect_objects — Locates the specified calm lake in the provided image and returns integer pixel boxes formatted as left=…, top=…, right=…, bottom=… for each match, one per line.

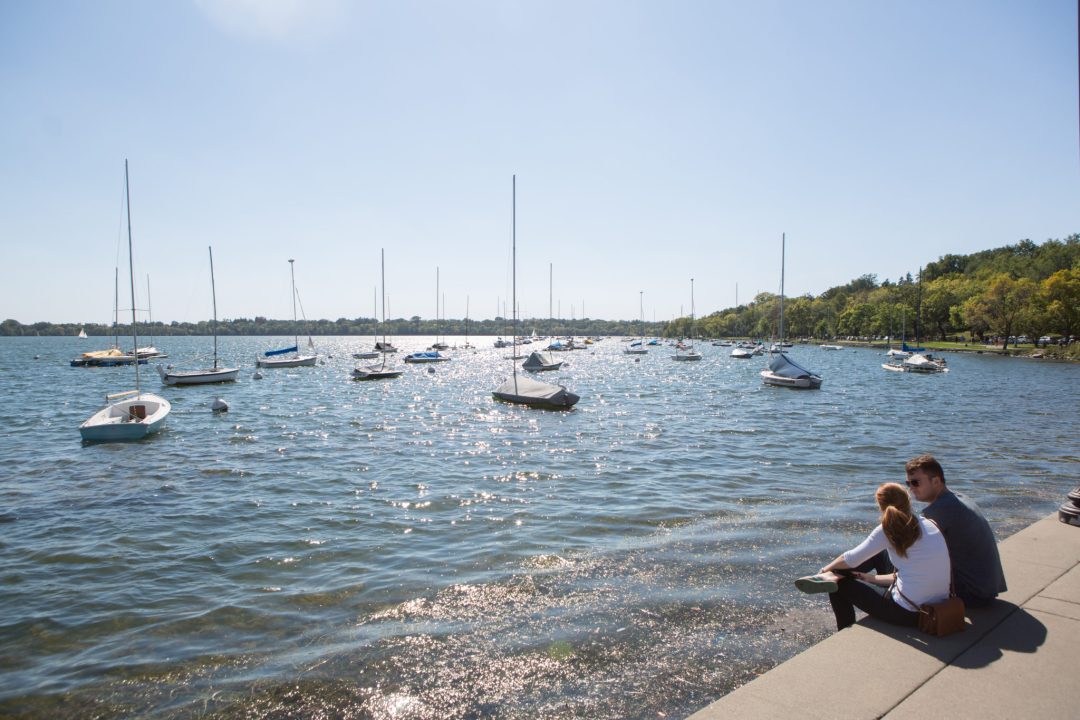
left=1, top=335, right=1077, bottom=719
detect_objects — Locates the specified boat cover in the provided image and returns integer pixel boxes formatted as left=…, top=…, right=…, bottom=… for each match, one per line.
left=493, top=375, right=579, bottom=409
left=522, top=351, right=558, bottom=371
left=902, top=341, right=926, bottom=352
left=767, top=352, right=819, bottom=380
left=264, top=345, right=298, bottom=357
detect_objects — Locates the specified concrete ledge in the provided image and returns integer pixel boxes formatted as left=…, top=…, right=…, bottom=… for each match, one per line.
left=687, top=513, right=1080, bottom=720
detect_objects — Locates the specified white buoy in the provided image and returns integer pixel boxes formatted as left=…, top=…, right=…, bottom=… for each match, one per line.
left=211, top=398, right=229, bottom=413
left=253, top=371, right=263, bottom=380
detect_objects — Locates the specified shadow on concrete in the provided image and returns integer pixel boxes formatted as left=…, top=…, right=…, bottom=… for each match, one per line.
left=858, top=600, right=1047, bottom=669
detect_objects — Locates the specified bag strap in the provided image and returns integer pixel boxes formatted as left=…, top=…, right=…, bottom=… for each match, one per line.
left=893, top=581, right=926, bottom=615
left=923, top=517, right=957, bottom=598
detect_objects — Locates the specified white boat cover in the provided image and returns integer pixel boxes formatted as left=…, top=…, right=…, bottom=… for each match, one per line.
left=768, top=352, right=819, bottom=380
left=493, top=375, right=579, bottom=409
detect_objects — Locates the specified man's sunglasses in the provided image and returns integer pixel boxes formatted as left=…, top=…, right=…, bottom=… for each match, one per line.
left=906, top=478, right=921, bottom=488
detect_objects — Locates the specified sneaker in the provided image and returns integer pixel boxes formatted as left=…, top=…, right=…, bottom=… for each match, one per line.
left=794, top=572, right=839, bottom=594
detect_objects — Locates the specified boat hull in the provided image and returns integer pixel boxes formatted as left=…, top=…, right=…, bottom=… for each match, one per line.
left=352, top=368, right=403, bottom=380
left=79, top=393, right=171, bottom=442
left=256, top=355, right=317, bottom=368
left=760, top=369, right=823, bottom=389
left=158, top=365, right=239, bottom=385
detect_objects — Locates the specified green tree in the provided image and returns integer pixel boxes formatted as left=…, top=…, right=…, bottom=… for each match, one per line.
left=1042, top=268, right=1080, bottom=340
left=962, top=274, right=1038, bottom=348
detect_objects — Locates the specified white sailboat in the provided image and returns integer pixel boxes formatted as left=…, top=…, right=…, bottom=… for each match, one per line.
left=761, top=233, right=822, bottom=389
left=493, top=176, right=579, bottom=410
left=354, top=249, right=403, bottom=380
left=673, top=278, right=702, bottom=361
left=80, top=160, right=171, bottom=442
left=158, top=246, right=239, bottom=385
left=77, top=327, right=88, bottom=339
left=624, top=291, right=648, bottom=355
left=256, top=259, right=317, bottom=368
left=354, top=286, right=381, bottom=360
left=429, top=267, right=449, bottom=351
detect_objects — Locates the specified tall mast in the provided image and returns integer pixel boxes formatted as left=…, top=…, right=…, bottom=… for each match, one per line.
left=436, top=266, right=440, bottom=343
left=381, top=249, right=386, bottom=335
left=690, top=277, right=695, bottom=341
left=124, top=160, right=141, bottom=392
left=146, top=274, right=154, bottom=349
left=289, top=259, right=297, bottom=348
left=512, top=175, right=518, bottom=380
left=113, top=266, right=119, bottom=350
left=209, top=246, right=219, bottom=369
left=779, top=233, right=786, bottom=345
left=639, top=290, right=644, bottom=342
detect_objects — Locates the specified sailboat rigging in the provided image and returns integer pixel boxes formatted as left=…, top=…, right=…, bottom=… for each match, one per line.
left=760, top=233, right=822, bottom=389
left=673, top=278, right=702, bottom=361
left=625, top=291, right=648, bottom=355
left=354, top=249, right=403, bottom=380
left=492, top=176, right=579, bottom=409
left=157, top=246, right=239, bottom=385
left=256, top=259, right=317, bottom=368
left=79, top=160, right=171, bottom=441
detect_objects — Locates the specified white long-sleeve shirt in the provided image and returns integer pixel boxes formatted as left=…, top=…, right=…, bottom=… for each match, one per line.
left=843, top=516, right=951, bottom=611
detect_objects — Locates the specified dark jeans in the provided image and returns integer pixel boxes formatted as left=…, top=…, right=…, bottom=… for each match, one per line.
left=828, top=578, right=918, bottom=631
left=854, top=550, right=894, bottom=575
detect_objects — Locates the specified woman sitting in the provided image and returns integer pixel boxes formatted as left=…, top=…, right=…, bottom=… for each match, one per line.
left=797, top=482, right=951, bottom=630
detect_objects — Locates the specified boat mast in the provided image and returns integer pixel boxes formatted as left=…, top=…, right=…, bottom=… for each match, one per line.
left=435, top=266, right=440, bottom=344
left=381, top=249, right=386, bottom=340
left=113, top=266, right=119, bottom=350
left=124, top=160, right=141, bottom=393
left=512, top=175, right=518, bottom=385
left=779, top=233, right=785, bottom=346
left=146, top=274, right=154, bottom=350
left=639, top=290, right=644, bottom=344
left=209, top=246, right=219, bottom=369
left=289, top=259, right=297, bottom=350
left=690, top=277, right=695, bottom=345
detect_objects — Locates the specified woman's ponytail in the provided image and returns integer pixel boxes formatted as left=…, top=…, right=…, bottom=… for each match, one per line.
left=876, top=482, right=921, bottom=557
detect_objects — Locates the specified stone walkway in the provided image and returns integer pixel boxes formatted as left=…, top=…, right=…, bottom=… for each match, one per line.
left=686, top=512, right=1080, bottom=719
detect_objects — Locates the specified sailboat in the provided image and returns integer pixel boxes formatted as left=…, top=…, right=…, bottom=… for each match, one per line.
left=760, top=234, right=822, bottom=389
left=354, top=287, right=381, bottom=360
left=624, top=291, right=648, bottom=355
left=673, top=278, right=702, bottom=361
left=354, top=249, right=403, bottom=380
left=70, top=268, right=144, bottom=367
left=78, top=327, right=88, bottom=339
left=129, top=275, right=166, bottom=359
left=80, top=160, right=171, bottom=441
left=256, top=259, right=317, bottom=368
left=157, top=247, right=239, bottom=385
left=429, top=267, right=449, bottom=351
left=462, top=296, right=475, bottom=349
left=493, top=176, right=579, bottom=410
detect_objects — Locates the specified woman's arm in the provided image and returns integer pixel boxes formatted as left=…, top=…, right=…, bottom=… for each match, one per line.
left=820, top=555, right=851, bottom=573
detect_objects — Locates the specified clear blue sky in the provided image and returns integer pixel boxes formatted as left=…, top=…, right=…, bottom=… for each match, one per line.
left=1, top=0, right=1077, bottom=325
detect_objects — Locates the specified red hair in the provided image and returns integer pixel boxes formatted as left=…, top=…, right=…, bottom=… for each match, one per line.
left=877, top=482, right=921, bottom=557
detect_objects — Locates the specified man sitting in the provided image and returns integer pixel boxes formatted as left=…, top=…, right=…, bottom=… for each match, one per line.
left=905, top=454, right=1007, bottom=606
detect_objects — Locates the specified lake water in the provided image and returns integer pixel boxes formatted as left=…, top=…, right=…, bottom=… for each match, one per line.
left=1, top=336, right=1077, bottom=719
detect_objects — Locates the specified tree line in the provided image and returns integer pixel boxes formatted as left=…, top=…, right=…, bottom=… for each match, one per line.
left=5, top=235, right=1077, bottom=349
left=675, top=235, right=1078, bottom=349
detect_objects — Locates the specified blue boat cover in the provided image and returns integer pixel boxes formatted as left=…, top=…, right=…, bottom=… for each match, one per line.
left=768, top=352, right=819, bottom=379
left=264, top=345, right=298, bottom=357
left=902, top=341, right=926, bottom=352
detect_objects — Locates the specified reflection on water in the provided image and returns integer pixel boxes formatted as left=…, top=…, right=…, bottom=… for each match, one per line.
left=0, top=336, right=1076, bottom=718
